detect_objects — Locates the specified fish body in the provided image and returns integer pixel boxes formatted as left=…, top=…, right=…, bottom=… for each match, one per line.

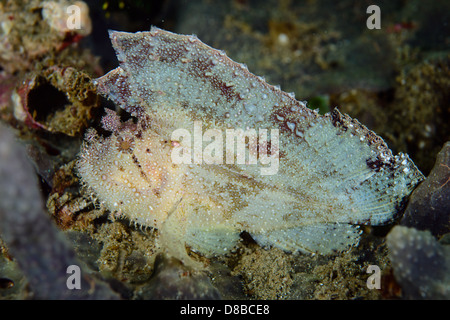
left=77, top=28, right=424, bottom=267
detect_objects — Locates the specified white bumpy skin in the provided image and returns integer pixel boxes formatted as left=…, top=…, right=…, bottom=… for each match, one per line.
left=77, top=28, right=424, bottom=267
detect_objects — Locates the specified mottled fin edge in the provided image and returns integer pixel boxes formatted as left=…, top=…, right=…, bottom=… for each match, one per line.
left=359, top=152, right=424, bottom=226
left=325, top=109, right=424, bottom=224
left=327, top=109, right=424, bottom=182
left=251, top=224, right=362, bottom=255
left=106, top=28, right=319, bottom=121
left=94, top=67, right=146, bottom=117
left=184, top=225, right=241, bottom=258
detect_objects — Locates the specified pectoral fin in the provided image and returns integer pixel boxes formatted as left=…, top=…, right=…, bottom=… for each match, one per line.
left=185, top=225, right=241, bottom=257
left=251, top=223, right=361, bottom=255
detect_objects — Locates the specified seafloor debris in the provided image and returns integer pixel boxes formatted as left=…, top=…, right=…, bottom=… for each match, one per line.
left=231, top=246, right=294, bottom=299
left=12, top=66, right=99, bottom=136
left=401, top=141, right=450, bottom=237
left=42, top=0, right=92, bottom=37
left=0, top=0, right=92, bottom=74
left=386, top=226, right=450, bottom=299
left=135, top=253, right=221, bottom=299
left=77, top=28, right=424, bottom=268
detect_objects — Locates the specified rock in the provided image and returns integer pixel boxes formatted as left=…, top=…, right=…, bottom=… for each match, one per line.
left=401, top=141, right=450, bottom=237
left=0, top=123, right=118, bottom=299
left=386, top=226, right=450, bottom=299
left=135, top=254, right=221, bottom=299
